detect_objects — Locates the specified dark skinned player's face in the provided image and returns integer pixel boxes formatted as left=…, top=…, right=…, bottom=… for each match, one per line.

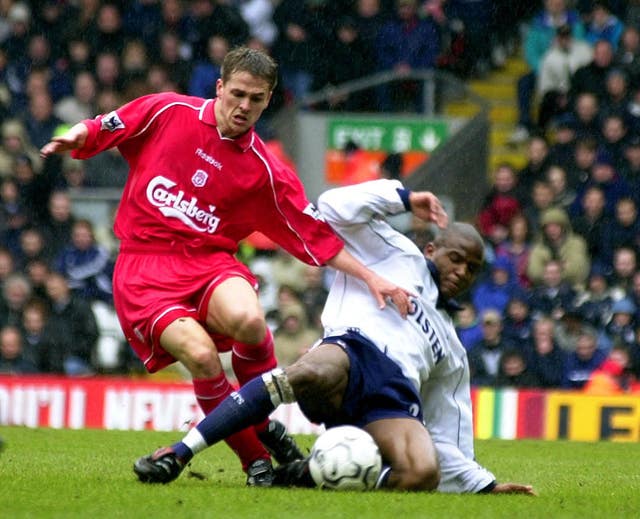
left=425, top=235, right=484, bottom=299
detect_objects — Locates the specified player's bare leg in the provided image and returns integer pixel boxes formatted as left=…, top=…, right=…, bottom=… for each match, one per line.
left=207, top=277, right=304, bottom=464
left=134, top=317, right=273, bottom=485
left=365, top=418, right=440, bottom=491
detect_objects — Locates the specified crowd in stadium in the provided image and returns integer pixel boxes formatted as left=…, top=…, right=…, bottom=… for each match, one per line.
left=0, top=0, right=639, bottom=394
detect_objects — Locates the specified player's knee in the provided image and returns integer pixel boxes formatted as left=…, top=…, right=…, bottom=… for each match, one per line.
left=182, top=343, right=222, bottom=377
left=395, top=462, right=440, bottom=491
left=288, top=356, right=344, bottom=395
left=227, top=310, right=266, bottom=344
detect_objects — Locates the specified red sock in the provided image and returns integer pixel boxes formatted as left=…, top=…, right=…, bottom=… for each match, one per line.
left=192, top=374, right=269, bottom=471
left=232, top=329, right=277, bottom=433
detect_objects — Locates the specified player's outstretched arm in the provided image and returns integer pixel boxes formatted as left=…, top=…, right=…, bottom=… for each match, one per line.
left=491, top=482, right=537, bottom=495
left=408, top=191, right=449, bottom=228
left=326, top=248, right=413, bottom=318
left=40, top=123, right=89, bottom=158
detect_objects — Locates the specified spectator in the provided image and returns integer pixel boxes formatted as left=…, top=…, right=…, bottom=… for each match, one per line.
left=0, top=272, right=32, bottom=328
left=509, top=0, right=585, bottom=144
left=599, top=112, right=629, bottom=169
left=614, top=26, right=640, bottom=88
left=454, top=301, right=483, bottom=352
left=23, top=90, right=63, bottom=150
left=567, top=136, right=598, bottom=189
left=583, top=343, right=640, bottom=394
left=569, top=92, right=602, bottom=141
left=570, top=185, right=611, bottom=265
left=575, top=264, right=615, bottom=329
left=0, top=246, right=15, bottom=284
left=601, top=297, right=637, bottom=352
left=0, top=119, right=42, bottom=177
left=24, top=258, right=50, bottom=301
left=518, top=134, right=553, bottom=198
left=270, top=247, right=309, bottom=294
left=494, top=213, right=532, bottom=289
left=502, top=292, right=534, bottom=344
left=237, top=0, right=278, bottom=48
left=94, top=52, right=123, bottom=92
left=574, top=154, right=630, bottom=219
left=272, top=0, right=331, bottom=101
left=584, top=1, right=625, bottom=51
left=522, top=180, right=556, bottom=233
left=54, top=71, right=98, bottom=125
left=547, top=164, right=577, bottom=212
left=527, top=207, right=590, bottom=289
left=299, top=264, right=328, bottom=329
left=477, top=163, right=523, bottom=247
left=15, top=226, right=50, bottom=271
left=352, top=0, right=390, bottom=53
left=54, top=218, right=113, bottom=303
left=0, top=324, right=38, bottom=374
left=0, top=177, right=30, bottom=254
left=468, top=309, right=514, bottom=387
left=528, top=259, right=578, bottom=319
left=87, top=3, right=126, bottom=56
left=562, top=327, right=607, bottom=388
left=156, top=31, right=193, bottom=94
left=548, top=116, right=578, bottom=168
left=317, top=16, right=377, bottom=112
left=554, top=302, right=595, bottom=352
left=188, top=34, right=229, bottom=99
left=620, top=135, right=640, bottom=183
left=63, top=34, right=93, bottom=78
left=601, top=197, right=640, bottom=265
left=630, top=271, right=640, bottom=322
left=20, top=297, right=54, bottom=372
left=528, top=316, right=566, bottom=388
left=443, top=0, right=493, bottom=78
left=601, top=69, right=631, bottom=120
left=495, top=348, right=539, bottom=388
left=569, top=39, right=615, bottom=102
left=13, top=154, right=53, bottom=224
left=471, top=255, right=518, bottom=316
left=273, top=302, right=319, bottom=367
left=44, top=271, right=99, bottom=376
left=536, top=24, right=593, bottom=131
left=121, top=0, right=164, bottom=52
left=374, top=0, right=441, bottom=112
left=39, top=190, right=76, bottom=260
left=186, top=0, right=250, bottom=60
left=609, top=245, right=637, bottom=299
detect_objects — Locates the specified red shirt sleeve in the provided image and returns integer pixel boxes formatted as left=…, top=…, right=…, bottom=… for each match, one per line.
left=71, top=93, right=188, bottom=160
left=251, top=142, right=344, bottom=266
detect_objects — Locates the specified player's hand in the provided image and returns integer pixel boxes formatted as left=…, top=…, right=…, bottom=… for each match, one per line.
left=40, top=123, right=88, bottom=158
left=491, top=483, right=537, bottom=496
left=408, top=191, right=448, bottom=229
left=364, top=272, right=413, bottom=318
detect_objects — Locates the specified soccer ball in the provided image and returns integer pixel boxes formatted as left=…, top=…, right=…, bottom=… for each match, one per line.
left=308, top=425, right=382, bottom=491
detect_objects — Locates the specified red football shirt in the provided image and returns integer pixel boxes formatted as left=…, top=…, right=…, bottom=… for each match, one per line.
left=72, top=92, right=343, bottom=265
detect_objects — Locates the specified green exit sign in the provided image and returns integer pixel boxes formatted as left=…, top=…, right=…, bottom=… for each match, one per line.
left=328, top=118, right=449, bottom=153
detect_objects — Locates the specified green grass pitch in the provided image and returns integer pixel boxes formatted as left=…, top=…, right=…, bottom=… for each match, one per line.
left=1, top=427, right=639, bottom=518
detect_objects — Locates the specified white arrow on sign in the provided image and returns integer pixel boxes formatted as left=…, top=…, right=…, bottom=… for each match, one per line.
left=420, top=129, right=441, bottom=152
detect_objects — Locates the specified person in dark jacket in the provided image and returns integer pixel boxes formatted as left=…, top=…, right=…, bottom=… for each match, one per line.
left=44, top=271, right=99, bottom=376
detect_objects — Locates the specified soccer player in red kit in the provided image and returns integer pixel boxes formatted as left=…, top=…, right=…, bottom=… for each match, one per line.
left=40, top=47, right=412, bottom=485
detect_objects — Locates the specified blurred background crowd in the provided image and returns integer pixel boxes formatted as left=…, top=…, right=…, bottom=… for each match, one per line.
left=0, top=0, right=639, bottom=394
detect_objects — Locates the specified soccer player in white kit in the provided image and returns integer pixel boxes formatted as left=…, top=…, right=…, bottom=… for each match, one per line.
left=134, top=179, right=534, bottom=494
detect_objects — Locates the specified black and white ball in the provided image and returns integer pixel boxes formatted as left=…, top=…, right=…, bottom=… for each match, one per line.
left=308, top=426, right=382, bottom=491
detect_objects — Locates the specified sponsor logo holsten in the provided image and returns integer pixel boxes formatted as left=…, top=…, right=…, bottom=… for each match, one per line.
left=146, top=175, right=220, bottom=233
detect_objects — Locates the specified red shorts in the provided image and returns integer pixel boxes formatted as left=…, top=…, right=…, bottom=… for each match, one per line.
left=113, top=246, right=257, bottom=373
